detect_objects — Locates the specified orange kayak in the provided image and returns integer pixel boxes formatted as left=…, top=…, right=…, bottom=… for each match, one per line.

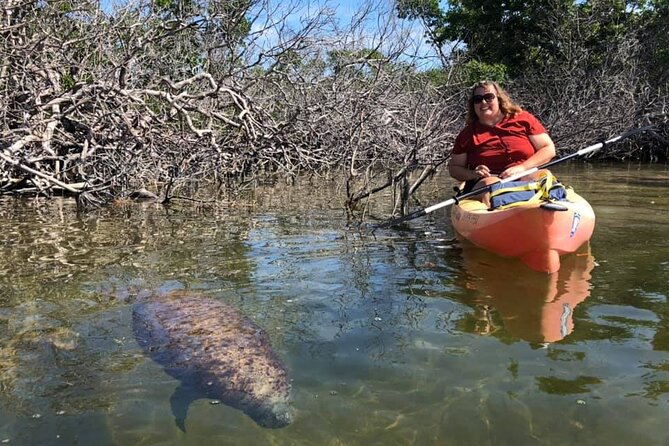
left=450, top=189, right=595, bottom=273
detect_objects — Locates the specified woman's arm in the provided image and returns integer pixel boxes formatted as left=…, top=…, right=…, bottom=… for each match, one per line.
left=448, top=153, right=491, bottom=181
left=499, top=133, right=556, bottom=178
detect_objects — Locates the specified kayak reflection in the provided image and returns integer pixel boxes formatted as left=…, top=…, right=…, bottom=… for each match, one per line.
left=457, top=242, right=595, bottom=343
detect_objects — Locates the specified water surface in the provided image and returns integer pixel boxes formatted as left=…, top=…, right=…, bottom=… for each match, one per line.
left=0, top=164, right=667, bottom=445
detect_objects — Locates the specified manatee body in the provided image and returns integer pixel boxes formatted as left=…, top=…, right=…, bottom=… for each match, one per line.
left=132, top=291, right=293, bottom=430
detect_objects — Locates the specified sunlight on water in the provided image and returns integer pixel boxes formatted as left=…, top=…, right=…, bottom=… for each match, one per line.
left=0, top=164, right=667, bottom=445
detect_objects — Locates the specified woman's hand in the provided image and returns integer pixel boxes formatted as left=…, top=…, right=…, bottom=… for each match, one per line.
left=474, top=165, right=491, bottom=178
left=499, top=164, right=527, bottom=179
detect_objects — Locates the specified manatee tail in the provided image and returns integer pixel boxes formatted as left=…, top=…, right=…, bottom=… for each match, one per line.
left=170, top=384, right=198, bottom=432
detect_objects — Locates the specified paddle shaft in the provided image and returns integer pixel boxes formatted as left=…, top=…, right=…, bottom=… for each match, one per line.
left=374, top=126, right=654, bottom=229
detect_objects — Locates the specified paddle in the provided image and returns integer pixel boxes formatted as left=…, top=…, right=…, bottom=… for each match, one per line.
left=373, top=126, right=655, bottom=230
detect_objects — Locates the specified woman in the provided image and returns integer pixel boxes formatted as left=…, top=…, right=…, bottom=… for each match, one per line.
left=448, top=81, right=556, bottom=207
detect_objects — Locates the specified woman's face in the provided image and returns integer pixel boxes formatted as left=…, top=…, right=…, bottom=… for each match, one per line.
left=473, top=85, right=501, bottom=122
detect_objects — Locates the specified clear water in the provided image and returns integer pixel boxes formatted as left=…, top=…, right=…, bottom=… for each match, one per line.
left=0, top=164, right=667, bottom=445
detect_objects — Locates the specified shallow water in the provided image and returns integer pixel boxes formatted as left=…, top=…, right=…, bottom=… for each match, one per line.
left=0, top=164, right=667, bottom=445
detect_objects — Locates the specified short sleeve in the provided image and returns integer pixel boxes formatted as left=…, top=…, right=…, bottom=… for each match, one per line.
left=452, top=126, right=472, bottom=155
left=523, top=111, right=547, bottom=135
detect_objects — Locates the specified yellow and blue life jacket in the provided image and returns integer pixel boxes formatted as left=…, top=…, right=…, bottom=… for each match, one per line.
left=489, top=173, right=568, bottom=210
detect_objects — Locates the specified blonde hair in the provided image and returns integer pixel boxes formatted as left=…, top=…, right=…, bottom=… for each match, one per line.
left=465, top=81, right=523, bottom=125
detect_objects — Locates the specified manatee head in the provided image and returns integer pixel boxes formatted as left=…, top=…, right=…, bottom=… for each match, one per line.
left=249, top=400, right=295, bottom=428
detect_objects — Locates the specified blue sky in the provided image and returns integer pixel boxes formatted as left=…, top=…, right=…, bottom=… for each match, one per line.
left=100, top=0, right=440, bottom=67
left=279, top=0, right=440, bottom=67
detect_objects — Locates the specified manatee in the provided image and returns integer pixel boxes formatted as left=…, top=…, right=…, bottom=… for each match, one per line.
left=132, top=291, right=294, bottom=430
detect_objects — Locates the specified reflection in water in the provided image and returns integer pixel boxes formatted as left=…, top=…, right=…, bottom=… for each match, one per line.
left=458, top=242, right=595, bottom=343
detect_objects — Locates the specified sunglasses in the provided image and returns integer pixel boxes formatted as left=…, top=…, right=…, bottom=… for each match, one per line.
left=473, top=93, right=496, bottom=104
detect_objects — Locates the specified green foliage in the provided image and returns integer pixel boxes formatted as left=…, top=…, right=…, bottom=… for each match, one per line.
left=395, top=0, right=667, bottom=78
left=327, top=48, right=387, bottom=75
left=152, top=0, right=197, bottom=19
left=154, top=0, right=172, bottom=9
left=207, top=0, right=253, bottom=42
left=460, top=60, right=509, bottom=86
left=637, top=0, right=669, bottom=82
left=275, top=49, right=303, bottom=71
left=417, top=68, right=450, bottom=86
left=58, top=1, right=74, bottom=13
left=60, top=73, right=76, bottom=91
left=396, top=0, right=448, bottom=44
left=397, top=0, right=567, bottom=74
left=396, top=0, right=442, bottom=19
left=446, top=0, right=570, bottom=76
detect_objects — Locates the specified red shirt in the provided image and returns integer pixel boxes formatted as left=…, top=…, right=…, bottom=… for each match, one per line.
left=452, top=110, right=547, bottom=175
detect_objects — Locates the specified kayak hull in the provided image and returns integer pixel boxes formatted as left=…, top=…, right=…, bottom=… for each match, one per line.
left=450, top=190, right=595, bottom=273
